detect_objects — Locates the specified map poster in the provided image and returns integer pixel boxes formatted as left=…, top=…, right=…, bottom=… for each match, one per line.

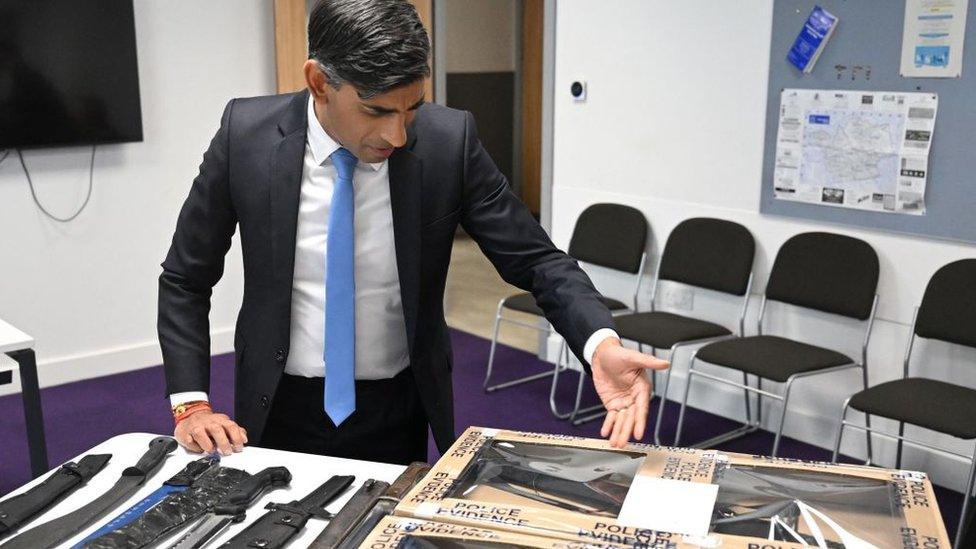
left=773, top=89, right=939, bottom=215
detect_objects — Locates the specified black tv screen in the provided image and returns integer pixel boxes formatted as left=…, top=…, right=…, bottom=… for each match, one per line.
left=0, top=0, right=143, bottom=149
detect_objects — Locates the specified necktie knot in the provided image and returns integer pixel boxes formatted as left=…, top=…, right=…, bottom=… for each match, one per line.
left=330, top=147, right=358, bottom=182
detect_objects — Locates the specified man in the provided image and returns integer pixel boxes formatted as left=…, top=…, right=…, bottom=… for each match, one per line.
left=159, top=0, right=668, bottom=464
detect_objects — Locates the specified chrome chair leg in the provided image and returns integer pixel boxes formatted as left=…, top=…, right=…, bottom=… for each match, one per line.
left=570, top=366, right=586, bottom=422
left=831, top=398, right=852, bottom=463
left=548, top=347, right=569, bottom=419
left=483, top=299, right=505, bottom=389
left=955, top=445, right=976, bottom=549
left=743, top=372, right=753, bottom=425
left=653, top=356, right=674, bottom=445
left=550, top=342, right=602, bottom=421
left=771, top=378, right=795, bottom=457
left=861, top=365, right=874, bottom=465
left=896, top=422, right=906, bottom=469
left=673, top=352, right=699, bottom=447
left=757, top=378, right=763, bottom=426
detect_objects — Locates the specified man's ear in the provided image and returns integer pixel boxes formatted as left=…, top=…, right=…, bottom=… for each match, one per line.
left=303, top=60, right=329, bottom=102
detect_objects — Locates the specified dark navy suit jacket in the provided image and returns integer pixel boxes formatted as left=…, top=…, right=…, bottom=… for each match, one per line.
left=158, top=89, right=614, bottom=451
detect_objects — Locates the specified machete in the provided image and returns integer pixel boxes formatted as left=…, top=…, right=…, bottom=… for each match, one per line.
left=166, top=466, right=292, bottom=549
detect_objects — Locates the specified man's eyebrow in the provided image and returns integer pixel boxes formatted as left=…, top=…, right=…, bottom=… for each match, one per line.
left=362, top=97, right=426, bottom=114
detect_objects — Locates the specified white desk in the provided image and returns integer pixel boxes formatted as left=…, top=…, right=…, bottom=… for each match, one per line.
left=0, top=432, right=407, bottom=548
left=0, top=317, right=48, bottom=477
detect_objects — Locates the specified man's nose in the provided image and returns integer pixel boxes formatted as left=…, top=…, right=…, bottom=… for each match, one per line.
left=381, top=115, right=408, bottom=148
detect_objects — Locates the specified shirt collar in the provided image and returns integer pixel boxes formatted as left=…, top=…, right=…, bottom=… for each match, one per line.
left=306, top=96, right=383, bottom=171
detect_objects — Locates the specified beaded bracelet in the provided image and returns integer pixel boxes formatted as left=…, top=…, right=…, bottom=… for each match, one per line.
left=173, top=401, right=212, bottom=425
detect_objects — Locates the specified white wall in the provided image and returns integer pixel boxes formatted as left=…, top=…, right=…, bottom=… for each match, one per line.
left=552, top=0, right=976, bottom=491
left=444, top=0, right=517, bottom=73
left=0, top=1, right=275, bottom=394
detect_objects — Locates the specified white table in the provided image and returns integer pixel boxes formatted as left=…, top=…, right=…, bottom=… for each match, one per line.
left=0, top=317, right=48, bottom=477
left=0, top=432, right=407, bottom=548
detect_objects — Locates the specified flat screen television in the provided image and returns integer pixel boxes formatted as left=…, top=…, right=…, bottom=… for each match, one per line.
left=0, top=0, right=143, bottom=150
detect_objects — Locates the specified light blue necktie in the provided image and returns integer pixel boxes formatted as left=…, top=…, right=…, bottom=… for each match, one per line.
left=324, top=147, right=357, bottom=426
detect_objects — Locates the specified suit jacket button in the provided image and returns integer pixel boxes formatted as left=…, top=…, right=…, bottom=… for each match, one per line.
left=274, top=349, right=287, bottom=363
left=260, top=395, right=270, bottom=408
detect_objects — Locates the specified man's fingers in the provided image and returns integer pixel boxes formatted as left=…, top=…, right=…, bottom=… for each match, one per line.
left=601, top=409, right=617, bottom=438
left=225, top=421, right=246, bottom=452
left=612, top=408, right=634, bottom=448
left=207, top=423, right=233, bottom=455
left=634, top=352, right=670, bottom=371
left=634, top=383, right=649, bottom=442
left=190, top=425, right=215, bottom=454
left=610, top=408, right=627, bottom=447
left=176, top=430, right=203, bottom=453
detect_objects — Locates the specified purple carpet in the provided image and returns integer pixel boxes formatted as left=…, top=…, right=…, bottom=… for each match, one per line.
left=0, top=329, right=968, bottom=541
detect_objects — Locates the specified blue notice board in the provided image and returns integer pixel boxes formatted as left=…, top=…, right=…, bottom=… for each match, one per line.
left=760, top=0, right=976, bottom=243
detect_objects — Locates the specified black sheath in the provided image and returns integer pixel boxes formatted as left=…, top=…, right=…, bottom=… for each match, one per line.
left=3, top=437, right=176, bottom=549
left=0, top=454, right=112, bottom=540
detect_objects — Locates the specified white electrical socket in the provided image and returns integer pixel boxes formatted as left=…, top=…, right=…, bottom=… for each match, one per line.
left=662, top=286, right=695, bottom=311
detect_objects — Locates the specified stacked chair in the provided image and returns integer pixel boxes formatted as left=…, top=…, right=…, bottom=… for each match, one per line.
left=832, top=258, right=976, bottom=549
left=609, top=218, right=755, bottom=439
left=673, top=232, right=880, bottom=457
left=483, top=203, right=649, bottom=422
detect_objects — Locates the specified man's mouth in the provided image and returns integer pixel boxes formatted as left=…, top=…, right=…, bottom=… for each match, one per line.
left=371, top=146, right=394, bottom=157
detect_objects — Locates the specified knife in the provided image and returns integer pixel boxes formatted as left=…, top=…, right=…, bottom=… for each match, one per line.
left=71, top=454, right=220, bottom=548
left=217, top=474, right=355, bottom=549
left=165, top=466, right=292, bottom=549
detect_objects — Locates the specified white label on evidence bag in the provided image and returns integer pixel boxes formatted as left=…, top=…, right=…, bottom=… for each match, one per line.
left=617, top=476, right=718, bottom=538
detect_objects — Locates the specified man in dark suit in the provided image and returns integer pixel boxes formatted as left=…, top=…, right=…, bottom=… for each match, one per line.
left=159, top=0, right=667, bottom=464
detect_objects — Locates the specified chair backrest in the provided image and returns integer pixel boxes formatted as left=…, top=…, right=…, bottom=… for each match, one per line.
left=914, top=259, right=976, bottom=348
left=657, top=217, right=755, bottom=296
left=765, top=232, right=879, bottom=320
left=567, top=203, right=648, bottom=274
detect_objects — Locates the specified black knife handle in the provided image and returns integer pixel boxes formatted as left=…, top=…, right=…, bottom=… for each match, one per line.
left=123, top=437, right=178, bottom=477
left=214, top=467, right=292, bottom=516
left=164, top=455, right=220, bottom=487
left=303, top=474, right=354, bottom=510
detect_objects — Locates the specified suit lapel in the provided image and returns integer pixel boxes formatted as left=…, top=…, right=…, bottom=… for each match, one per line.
left=270, top=91, right=310, bottom=286
left=388, top=141, right=422, bottom=357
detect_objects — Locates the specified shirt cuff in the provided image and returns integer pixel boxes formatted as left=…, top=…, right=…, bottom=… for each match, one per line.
left=169, top=391, right=210, bottom=407
left=584, top=328, right=620, bottom=365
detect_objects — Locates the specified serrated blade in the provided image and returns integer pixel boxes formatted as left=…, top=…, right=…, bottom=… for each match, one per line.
left=168, top=513, right=233, bottom=549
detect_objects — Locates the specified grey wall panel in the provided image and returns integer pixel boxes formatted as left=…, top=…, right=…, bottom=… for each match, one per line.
left=760, top=0, right=976, bottom=243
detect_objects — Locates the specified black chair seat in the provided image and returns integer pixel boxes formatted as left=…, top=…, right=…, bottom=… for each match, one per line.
left=696, top=335, right=853, bottom=383
left=850, top=377, right=976, bottom=440
left=615, top=311, right=731, bottom=349
left=502, top=292, right=627, bottom=317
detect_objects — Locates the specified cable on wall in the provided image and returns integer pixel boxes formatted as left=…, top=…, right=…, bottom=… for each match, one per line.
left=0, top=149, right=9, bottom=167
left=17, top=145, right=96, bottom=223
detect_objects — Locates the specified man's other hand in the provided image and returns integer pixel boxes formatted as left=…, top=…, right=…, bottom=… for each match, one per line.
left=591, top=337, right=670, bottom=448
left=174, top=411, right=248, bottom=455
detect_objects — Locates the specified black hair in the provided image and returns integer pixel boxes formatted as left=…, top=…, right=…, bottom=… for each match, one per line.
left=308, top=0, right=430, bottom=99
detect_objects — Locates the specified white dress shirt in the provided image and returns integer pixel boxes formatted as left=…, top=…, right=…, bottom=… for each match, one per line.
left=170, top=99, right=616, bottom=406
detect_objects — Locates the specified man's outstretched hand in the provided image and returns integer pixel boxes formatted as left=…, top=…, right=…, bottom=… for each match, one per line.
left=591, top=337, right=670, bottom=448
left=174, top=410, right=248, bottom=455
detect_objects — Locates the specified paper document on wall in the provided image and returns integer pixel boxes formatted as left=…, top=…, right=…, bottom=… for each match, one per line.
left=901, top=0, right=969, bottom=78
left=772, top=88, right=938, bottom=215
